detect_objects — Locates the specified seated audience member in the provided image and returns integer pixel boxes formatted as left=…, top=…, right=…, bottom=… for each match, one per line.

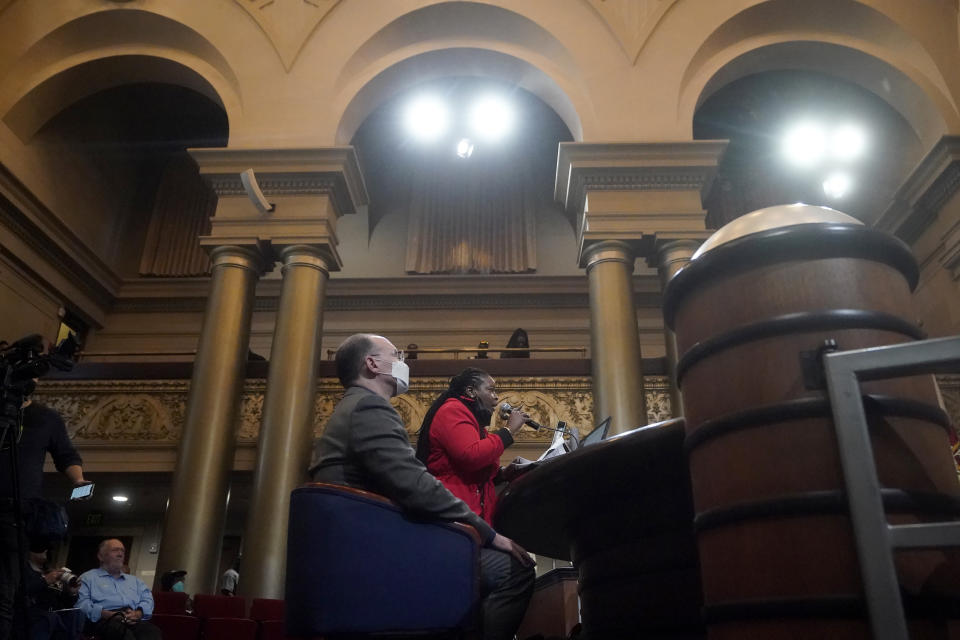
left=476, top=340, right=490, bottom=359
left=159, top=569, right=191, bottom=613
left=310, top=334, right=535, bottom=640
left=405, top=343, right=419, bottom=360
left=76, top=540, right=158, bottom=640
left=25, top=540, right=83, bottom=640
left=415, top=368, right=528, bottom=525
left=501, top=328, right=530, bottom=358
left=158, top=570, right=186, bottom=593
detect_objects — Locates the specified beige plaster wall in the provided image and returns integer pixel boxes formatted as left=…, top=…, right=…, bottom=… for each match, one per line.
left=0, top=253, right=60, bottom=343
left=1, top=1, right=957, bottom=147
left=2, top=0, right=960, bottom=345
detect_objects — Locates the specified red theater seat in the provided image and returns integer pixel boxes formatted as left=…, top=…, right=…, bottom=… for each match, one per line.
left=150, top=613, right=201, bottom=640
left=202, top=617, right=258, bottom=640
left=249, top=598, right=284, bottom=621
left=193, top=594, right=246, bottom=619
left=250, top=599, right=285, bottom=640
left=153, top=590, right=189, bottom=614
left=193, top=594, right=256, bottom=640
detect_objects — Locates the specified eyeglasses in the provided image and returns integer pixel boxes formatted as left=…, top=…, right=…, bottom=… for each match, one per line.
left=373, top=350, right=406, bottom=363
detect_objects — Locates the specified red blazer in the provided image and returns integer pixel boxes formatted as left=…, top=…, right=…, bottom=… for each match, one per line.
left=425, top=397, right=514, bottom=524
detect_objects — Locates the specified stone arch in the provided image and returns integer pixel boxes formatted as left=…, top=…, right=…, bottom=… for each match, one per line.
left=677, top=0, right=960, bottom=148
left=330, top=2, right=589, bottom=144
left=0, top=9, right=241, bottom=142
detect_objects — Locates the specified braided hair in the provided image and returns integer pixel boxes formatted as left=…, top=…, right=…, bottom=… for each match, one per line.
left=415, top=367, right=491, bottom=464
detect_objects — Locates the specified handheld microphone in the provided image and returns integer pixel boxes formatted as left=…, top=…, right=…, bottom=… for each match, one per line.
left=499, top=402, right=561, bottom=432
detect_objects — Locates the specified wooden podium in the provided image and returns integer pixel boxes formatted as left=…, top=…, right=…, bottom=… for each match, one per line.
left=494, top=419, right=705, bottom=639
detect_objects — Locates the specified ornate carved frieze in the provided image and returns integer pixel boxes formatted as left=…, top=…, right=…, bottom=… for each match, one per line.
left=34, top=376, right=673, bottom=446
left=936, top=375, right=960, bottom=473
left=208, top=175, right=345, bottom=198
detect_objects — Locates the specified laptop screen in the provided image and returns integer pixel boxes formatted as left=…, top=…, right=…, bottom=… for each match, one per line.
left=580, top=416, right=611, bottom=447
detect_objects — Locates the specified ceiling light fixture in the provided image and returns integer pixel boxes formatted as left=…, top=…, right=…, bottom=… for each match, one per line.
left=456, top=138, right=475, bottom=158
left=470, top=96, right=513, bottom=141
left=782, top=121, right=826, bottom=167
left=404, top=96, right=449, bottom=142
left=822, top=172, right=853, bottom=198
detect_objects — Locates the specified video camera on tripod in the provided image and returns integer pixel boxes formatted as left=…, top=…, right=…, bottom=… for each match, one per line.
left=0, top=334, right=77, bottom=446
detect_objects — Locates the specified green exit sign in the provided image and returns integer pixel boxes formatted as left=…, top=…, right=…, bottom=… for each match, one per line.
left=84, top=512, right=104, bottom=526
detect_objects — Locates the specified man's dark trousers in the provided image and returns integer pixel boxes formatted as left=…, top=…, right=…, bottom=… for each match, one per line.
left=479, top=547, right=535, bottom=640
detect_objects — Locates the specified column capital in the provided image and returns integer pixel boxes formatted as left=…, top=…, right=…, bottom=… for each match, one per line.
left=646, top=234, right=710, bottom=271
left=206, top=243, right=270, bottom=275
left=191, top=147, right=369, bottom=272
left=278, top=244, right=332, bottom=275
left=556, top=141, right=727, bottom=264
left=876, top=135, right=960, bottom=244
left=583, top=240, right=635, bottom=272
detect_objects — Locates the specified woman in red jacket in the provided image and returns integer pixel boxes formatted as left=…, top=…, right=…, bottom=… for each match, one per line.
left=415, top=368, right=528, bottom=524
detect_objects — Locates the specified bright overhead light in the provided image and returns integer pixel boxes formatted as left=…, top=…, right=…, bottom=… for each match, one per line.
left=112, top=495, right=129, bottom=502
left=470, top=96, right=513, bottom=141
left=830, top=124, right=867, bottom=161
left=782, top=122, right=826, bottom=167
left=823, top=172, right=853, bottom=199
left=456, top=138, right=475, bottom=159
left=404, top=96, right=449, bottom=142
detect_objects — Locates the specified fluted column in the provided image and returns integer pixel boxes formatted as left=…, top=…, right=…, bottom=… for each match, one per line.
left=652, top=239, right=703, bottom=417
left=156, top=245, right=265, bottom=594
left=241, top=246, right=330, bottom=598
left=585, top=241, right=646, bottom=435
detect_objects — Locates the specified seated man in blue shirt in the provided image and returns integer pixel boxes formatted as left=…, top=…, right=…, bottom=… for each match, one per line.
left=76, top=540, right=159, bottom=640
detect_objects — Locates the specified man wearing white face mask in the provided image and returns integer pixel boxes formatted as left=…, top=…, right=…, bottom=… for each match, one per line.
left=309, top=334, right=535, bottom=640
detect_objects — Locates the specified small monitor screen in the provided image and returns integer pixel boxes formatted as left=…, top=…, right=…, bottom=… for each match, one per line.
left=581, top=416, right=611, bottom=447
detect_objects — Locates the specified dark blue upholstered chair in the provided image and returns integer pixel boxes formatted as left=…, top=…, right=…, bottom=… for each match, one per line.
left=285, top=482, right=481, bottom=638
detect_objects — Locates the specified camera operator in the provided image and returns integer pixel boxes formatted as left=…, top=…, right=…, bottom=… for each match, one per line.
left=25, top=539, right=84, bottom=640
left=1, top=388, right=87, bottom=640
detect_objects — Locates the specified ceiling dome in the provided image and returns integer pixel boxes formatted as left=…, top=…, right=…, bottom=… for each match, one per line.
left=692, top=203, right=863, bottom=259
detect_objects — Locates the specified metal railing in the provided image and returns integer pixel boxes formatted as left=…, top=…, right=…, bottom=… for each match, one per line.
left=822, top=336, right=960, bottom=640
left=76, top=346, right=588, bottom=361
left=325, top=346, right=588, bottom=359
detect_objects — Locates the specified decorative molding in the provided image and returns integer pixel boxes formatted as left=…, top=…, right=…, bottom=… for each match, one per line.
left=207, top=174, right=351, bottom=211
left=940, top=221, right=960, bottom=280
left=585, top=0, right=678, bottom=64
left=234, top=0, right=342, bottom=72
left=110, top=274, right=665, bottom=313
left=0, top=162, right=120, bottom=321
left=34, top=375, right=672, bottom=446
left=555, top=141, right=728, bottom=219
left=934, top=374, right=960, bottom=474
left=110, top=291, right=663, bottom=314
left=191, top=146, right=368, bottom=215
left=876, top=136, right=960, bottom=244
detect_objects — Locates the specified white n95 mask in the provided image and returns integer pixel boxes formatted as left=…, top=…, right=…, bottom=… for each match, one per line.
left=390, top=359, right=410, bottom=396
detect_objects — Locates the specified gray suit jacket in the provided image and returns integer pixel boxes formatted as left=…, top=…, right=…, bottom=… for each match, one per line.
left=309, top=386, right=496, bottom=543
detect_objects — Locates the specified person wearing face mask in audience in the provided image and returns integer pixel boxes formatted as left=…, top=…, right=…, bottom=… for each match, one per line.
left=309, top=334, right=535, bottom=640
left=158, top=570, right=186, bottom=594
left=415, top=368, right=528, bottom=525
